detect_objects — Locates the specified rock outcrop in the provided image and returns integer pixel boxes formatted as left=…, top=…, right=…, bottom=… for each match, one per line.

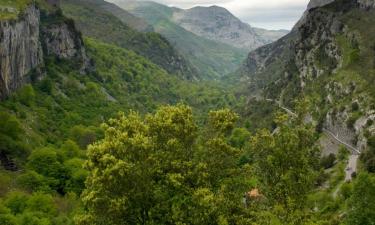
left=0, top=4, right=89, bottom=99
left=0, top=6, right=43, bottom=98
left=238, top=0, right=375, bottom=149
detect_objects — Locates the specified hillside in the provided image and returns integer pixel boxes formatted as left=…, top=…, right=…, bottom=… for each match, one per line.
left=109, top=0, right=249, bottom=79
left=61, top=0, right=197, bottom=80
left=237, top=0, right=375, bottom=186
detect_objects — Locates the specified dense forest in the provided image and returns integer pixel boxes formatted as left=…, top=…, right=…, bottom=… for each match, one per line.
left=0, top=0, right=375, bottom=224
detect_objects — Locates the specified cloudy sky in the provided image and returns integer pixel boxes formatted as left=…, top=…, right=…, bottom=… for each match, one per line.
left=114, top=0, right=311, bottom=30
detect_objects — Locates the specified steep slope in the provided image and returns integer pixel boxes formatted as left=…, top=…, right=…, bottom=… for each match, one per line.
left=61, top=0, right=197, bottom=80
left=238, top=0, right=375, bottom=150
left=109, top=0, right=248, bottom=79
left=172, top=5, right=288, bottom=50
left=83, top=0, right=152, bottom=32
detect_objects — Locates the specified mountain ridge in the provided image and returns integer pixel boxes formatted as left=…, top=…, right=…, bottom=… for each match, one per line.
left=171, top=4, right=288, bottom=50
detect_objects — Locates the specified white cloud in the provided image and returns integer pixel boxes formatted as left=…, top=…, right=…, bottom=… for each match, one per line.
left=109, top=0, right=311, bottom=30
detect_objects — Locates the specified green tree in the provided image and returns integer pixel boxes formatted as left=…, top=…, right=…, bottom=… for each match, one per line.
left=346, top=173, right=375, bottom=225
left=27, top=148, right=67, bottom=192
left=77, top=105, right=249, bottom=225
left=250, top=114, right=319, bottom=224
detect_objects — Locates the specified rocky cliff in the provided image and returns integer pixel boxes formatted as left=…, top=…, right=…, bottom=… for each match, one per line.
left=0, top=6, right=43, bottom=98
left=238, top=0, right=375, bottom=149
left=0, top=3, right=89, bottom=99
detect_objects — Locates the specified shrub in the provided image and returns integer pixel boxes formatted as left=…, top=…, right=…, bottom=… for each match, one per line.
left=17, top=84, right=35, bottom=106
left=320, top=153, right=336, bottom=169
left=16, top=171, right=50, bottom=192
left=26, top=148, right=67, bottom=191
left=338, top=146, right=350, bottom=161
left=69, top=126, right=99, bottom=149
left=26, top=193, right=57, bottom=215
left=4, top=191, right=29, bottom=214
left=0, top=214, right=17, bottom=225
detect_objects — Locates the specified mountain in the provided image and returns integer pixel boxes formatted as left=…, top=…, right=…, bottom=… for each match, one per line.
left=61, top=0, right=197, bottom=79
left=171, top=5, right=288, bottom=50
left=108, top=0, right=250, bottom=78
left=80, top=0, right=152, bottom=32
left=238, top=0, right=375, bottom=152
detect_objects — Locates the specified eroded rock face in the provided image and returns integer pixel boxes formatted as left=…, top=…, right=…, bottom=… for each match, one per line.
left=41, top=20, right=90, bottom=74
left=0, top=5, right=89, bottom=99
left=358, top=0, right=375, bottom=8
left=0, top=6, right=43, bottom=98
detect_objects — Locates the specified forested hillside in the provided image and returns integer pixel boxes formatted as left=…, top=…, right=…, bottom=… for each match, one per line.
left=0, top=0, right=374, bottom=224
left=61, top=0, right=197, bottom=80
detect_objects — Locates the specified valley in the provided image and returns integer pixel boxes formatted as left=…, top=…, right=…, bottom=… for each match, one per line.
left=0, top=0, right=374, bottom=224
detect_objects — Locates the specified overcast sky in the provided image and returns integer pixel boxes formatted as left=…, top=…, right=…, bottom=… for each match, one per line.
left=112, top=0, right=311, bottom=30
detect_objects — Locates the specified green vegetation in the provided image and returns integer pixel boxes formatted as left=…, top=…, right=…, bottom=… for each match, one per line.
left=61, top=0, right=196, bottom=79
left=0, top=0, right=52, bottom=20
left=0, top=0, right=32, bottom=20
left=0, top=1, right=374, bottom=224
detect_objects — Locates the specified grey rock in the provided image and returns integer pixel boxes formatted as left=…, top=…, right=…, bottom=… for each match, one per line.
left=172, top=5, right=288, bottom=50
left=0, top=6, right=43, bottom=98
left=0, top=4, right=90, bottom=99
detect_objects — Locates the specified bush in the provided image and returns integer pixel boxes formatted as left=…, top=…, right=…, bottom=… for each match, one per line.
left=0, top=214, right=17, bottom=225
left=26, top=193, right=57, bottom=215
left=26, top=148, right=67, bottom=192
left=320, top=153, right=336, bottom=169
left=17, top=85, right=35, bottom=106
left=351, top=101, right=359, bottom=111
left=16, top=171, right=50, bottom=192
left=69, top=126, right=100, bottom=149
left=338, top=146, right=349, bottom=161
left=4, top=191, right=29, bottom=214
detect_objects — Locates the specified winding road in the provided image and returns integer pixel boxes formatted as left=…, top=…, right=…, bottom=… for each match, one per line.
left=265, top=98, right=361, bottom=182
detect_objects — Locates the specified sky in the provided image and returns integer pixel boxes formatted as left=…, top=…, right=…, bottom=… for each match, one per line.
left=113, top=0, right=311, bottom=30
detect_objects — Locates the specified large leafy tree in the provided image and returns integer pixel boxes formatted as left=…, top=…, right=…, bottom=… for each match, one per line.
left=250, top=114, right=320, bottom=224
left=77, top=105, right=250, bottom=225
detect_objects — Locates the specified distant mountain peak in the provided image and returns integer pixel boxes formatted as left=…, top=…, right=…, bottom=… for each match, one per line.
left=172, top=5, right=287, bottom=50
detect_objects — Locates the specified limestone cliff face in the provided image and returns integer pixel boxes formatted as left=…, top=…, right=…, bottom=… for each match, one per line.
left=238, top=0, right=375, bottom=149
left=0, top=6, right=43, bottom=98
left=0, top=4, right=89, bottom=99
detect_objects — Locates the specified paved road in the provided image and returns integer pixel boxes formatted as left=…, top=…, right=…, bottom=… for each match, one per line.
left=322, top=128, right=361, bottom=155
left=266, top=97, right=361, bottom=184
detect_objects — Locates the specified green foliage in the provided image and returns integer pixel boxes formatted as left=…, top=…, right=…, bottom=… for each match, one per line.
left=320, top=154, right=336, bottom=169
left=346, top=173, right=375, bottom=225
left=0, top=111, right=28, bottom=160
left=77, top=105, right=249, bottom=225
left=16, top=84, right=35, bottom=107
left=16, top=171, right=50, bottom=192
left=61, top=0, right=195, bottom=78
left=250, top=115, right=320, bottom=224
left=27, top=148, right=66, bottom=190
left=229, top=128, right=251, bottom=149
